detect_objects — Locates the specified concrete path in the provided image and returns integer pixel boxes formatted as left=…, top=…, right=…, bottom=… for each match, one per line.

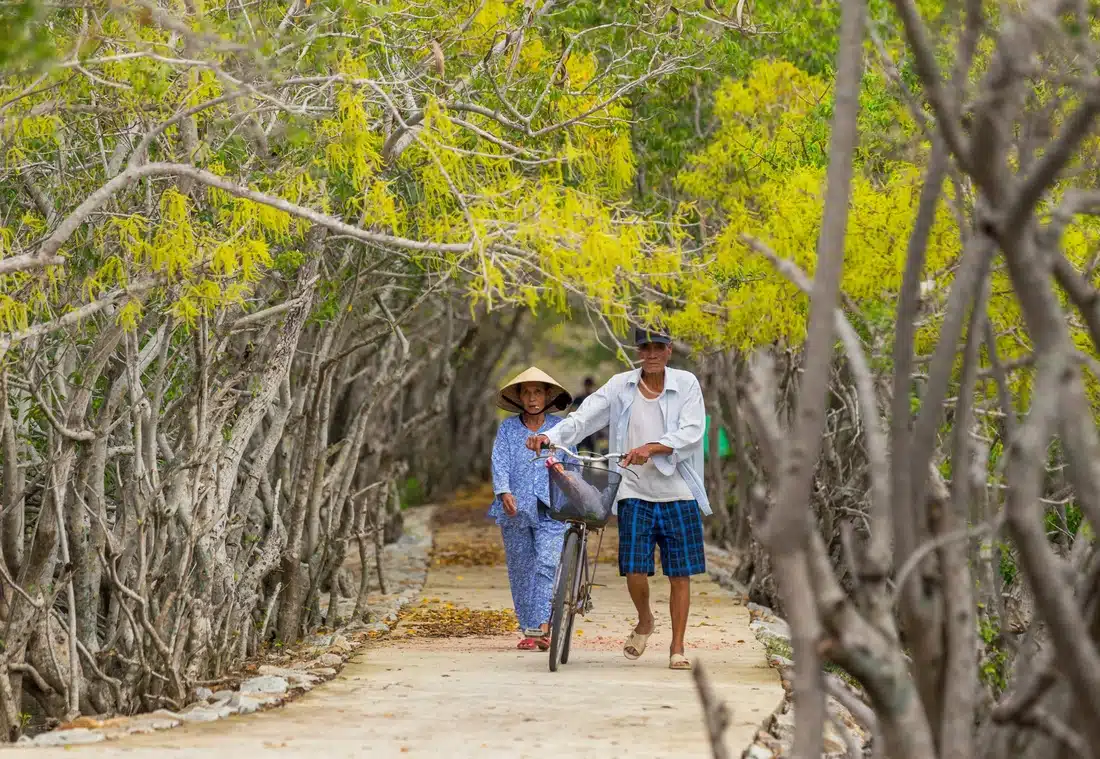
left=27, top=495, right=783, bottom=758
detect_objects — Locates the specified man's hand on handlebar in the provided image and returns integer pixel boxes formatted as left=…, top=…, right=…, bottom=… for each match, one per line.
left=526, top=434, right=551, bottom=453
left=620, top=444, right=652, bottom=467
left=621, top=442, right=673, bottom=467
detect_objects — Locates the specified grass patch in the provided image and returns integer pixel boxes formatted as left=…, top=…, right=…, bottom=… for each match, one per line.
left=763, top=635, right=793, bottom=661
left=761, top=634, right=861, bottom=690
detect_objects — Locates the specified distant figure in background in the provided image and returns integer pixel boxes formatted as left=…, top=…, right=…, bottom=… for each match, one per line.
left=572, top=377, right=596, bottom=410
left=572, top=377, right=604, bottom=453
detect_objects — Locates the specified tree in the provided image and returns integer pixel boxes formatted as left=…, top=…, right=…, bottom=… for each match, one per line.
left=0, top=0, right=746, bottom=739
left=673, top=1, right=1100, bottom=758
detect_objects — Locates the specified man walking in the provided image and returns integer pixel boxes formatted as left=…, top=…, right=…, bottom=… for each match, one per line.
left=527, top=328, right=708, bottom=670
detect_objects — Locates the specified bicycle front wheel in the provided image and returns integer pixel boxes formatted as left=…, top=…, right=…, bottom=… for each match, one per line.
left=549, top=529, right=580, bottom=673
left=561, top=541, right=586, bottom=665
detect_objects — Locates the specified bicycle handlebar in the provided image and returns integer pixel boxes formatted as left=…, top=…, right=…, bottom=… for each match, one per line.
left=530, top=441, right=638, bottom=479
left=530, top=441, right=624, bottom=464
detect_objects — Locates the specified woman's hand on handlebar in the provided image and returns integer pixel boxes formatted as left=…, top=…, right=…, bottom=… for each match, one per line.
left=526, top=434, right=551, bottom=453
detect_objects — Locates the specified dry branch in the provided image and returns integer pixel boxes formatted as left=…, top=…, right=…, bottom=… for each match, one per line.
left=692, top=659, right=731, bottom=759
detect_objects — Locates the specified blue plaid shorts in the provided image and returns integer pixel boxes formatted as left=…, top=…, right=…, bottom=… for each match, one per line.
left=617, top=498, right=706, bottom=577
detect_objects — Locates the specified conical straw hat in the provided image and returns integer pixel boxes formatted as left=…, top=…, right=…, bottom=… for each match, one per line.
left=496, top=366, right=572, bottom=413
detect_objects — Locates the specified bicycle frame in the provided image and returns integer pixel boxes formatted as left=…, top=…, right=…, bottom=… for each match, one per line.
left=571, top=521, right=604, bottom=616
left=561, top=522, right=593, bottom=616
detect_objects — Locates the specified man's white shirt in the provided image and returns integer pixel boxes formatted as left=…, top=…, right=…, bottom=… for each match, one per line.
left=544, top=367, right=711, bottom=516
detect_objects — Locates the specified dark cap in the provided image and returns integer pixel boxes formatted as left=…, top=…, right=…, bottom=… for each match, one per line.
left=633, top=327, right=671, bottom=346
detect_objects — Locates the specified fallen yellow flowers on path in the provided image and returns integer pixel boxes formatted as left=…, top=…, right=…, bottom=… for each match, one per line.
left=430, top=540, right=506, bottom=567
left=398, top=602, right=518, bottom=638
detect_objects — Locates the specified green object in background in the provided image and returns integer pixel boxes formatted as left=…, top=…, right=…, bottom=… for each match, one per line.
left=704, top=415, right=731, bottom=460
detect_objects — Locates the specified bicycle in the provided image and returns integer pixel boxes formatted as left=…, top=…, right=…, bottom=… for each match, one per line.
left=532, top=443, right=631, bottom=672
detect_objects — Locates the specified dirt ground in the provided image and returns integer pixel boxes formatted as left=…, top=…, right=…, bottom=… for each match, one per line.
left=28, top=489, right=782, bottom=758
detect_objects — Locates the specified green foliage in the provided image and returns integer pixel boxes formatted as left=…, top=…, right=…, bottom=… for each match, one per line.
left=1044, top=502, right=1084, bottom=541
left=274, top=250, right=306, bottom=278
left=977, top=612, right=1009, bottom=694
left=998, top=543, right=1017, bottom=588
left=671, top=58, right=957, bottom=350
left=0, top=0, right=53, bottom=72
left=0, top=0, right=723, bottom=349
left=8, top=0, right=1001, bottom=359
left=398, top=477, right=426, bottom=510
left=310, top=280, right=344, bottom=326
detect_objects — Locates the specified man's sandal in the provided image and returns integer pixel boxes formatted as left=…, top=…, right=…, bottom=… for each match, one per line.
left=669, top=653, right=692, bottom=670
left=623, top=629, right=652, bottom=660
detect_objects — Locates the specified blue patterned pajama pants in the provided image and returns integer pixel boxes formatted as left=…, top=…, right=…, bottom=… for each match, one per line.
left=500, top=509, right=567, bottom=631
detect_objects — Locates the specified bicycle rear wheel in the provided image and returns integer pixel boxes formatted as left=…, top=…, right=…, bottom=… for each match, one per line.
left=549, top=529, right=580, bottom=673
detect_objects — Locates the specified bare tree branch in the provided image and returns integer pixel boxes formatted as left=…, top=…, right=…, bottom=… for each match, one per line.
left=692, top=660, right=732, bottom=759
left=762, top=2, right=866, bottom=757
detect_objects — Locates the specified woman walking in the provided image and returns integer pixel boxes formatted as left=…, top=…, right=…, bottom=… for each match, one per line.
left=489, top=367, right=573, bottom=650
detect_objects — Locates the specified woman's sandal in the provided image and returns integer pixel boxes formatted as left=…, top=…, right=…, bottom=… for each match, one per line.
left=520, top=628, right=551, bottom=651
left=669, top=653, right=692, bottom=670
left=623, top=629, right=652, bottom=660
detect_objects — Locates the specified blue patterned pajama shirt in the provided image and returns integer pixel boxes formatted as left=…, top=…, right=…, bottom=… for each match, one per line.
left=488, top=414, right=571, bottom=630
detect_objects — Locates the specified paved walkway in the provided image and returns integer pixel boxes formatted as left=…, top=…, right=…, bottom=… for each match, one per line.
left=29, top=493, right=783, bottom=758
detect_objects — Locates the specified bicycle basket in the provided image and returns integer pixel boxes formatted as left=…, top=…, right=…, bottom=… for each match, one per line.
left=546, top=460, right=622, bottom=527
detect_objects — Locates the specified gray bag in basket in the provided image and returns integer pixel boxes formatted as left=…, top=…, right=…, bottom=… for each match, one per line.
left=546, top=456, right=606, bottom=521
